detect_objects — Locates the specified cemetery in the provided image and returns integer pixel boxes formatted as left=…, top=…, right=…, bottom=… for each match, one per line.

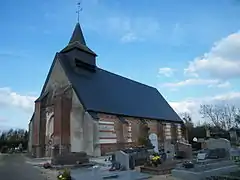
left=27, top=127, right=240, bottom=180
left=27, top=105, right=240, bottom=180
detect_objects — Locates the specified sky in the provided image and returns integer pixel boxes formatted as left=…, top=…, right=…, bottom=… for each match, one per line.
left=1, top=0, right=240, bottom=130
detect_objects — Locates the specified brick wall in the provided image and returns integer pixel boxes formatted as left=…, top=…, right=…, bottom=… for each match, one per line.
left=33, top=102, right=41, bottom=146
left=171, top=123, right=177, bottom=142
left=97, top=113, right=183, bottom=155
left=157, top=122, right=164, bottom=143
left=54, top=96, right=62, bottom=145
left=53, top=95, right=72, bottom=154
left=39, top=108, right=47, bottom=157
left=181, top=124, right=188, bottom=141
left=147, top=119, right=158, bottom=134
left=125, top=117, right=141, bottom=144
left=61, top=96, right=71, bottom=147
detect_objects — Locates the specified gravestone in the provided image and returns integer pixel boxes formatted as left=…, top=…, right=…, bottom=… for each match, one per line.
left=149, top=133, right=158, bottom=153
left=115, top=150, right=130, bottom=170
left=197, top=152, right=207, bottom=160
left=172, top=159, right=239, bottom=180
left=206, top=138, right=231, bottom=152
left=197, top=138, right=231, bottom=160
left=164, top=141, right=175, bottom=159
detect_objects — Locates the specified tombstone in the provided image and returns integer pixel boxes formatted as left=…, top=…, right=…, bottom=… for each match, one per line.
left=199, top=138, right=231, bottom=159
left=206, top=138, right=231, bottom=152
left=164, top=141, right=175, bottom=159
left=197, top=152, right=207, bottom=160
left=149, top=133, right=158, bottom=153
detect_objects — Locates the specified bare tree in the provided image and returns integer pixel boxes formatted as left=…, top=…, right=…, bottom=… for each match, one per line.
left=180, top=112, right=194, bottom=129
left=199, top=104, right=239, bottom=130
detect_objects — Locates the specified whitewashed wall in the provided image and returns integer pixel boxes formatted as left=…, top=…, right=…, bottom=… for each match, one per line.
left=44, top=58, right=70, bottom=93
left=70, top=90, right=85, bottom=152
left=40, top=56, right=101, bottom=156
left=70, top=90, right=100, bottom=156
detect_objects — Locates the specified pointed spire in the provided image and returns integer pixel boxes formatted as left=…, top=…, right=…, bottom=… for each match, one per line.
left=68, top=23, right=86, bottom=45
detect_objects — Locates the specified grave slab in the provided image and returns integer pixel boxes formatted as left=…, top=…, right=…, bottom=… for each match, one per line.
left=172, top=160, right=239, bottom=180
left=71, top=168, right=151, bottom=180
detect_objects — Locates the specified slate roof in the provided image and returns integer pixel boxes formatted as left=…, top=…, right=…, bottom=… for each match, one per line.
left=61, top=23, right=96, bottom=56
left=58, top=53, right=182, bottom=122
left=69, top=23, right=86, bottom=45
left=40, top=23, right=182, bottom=123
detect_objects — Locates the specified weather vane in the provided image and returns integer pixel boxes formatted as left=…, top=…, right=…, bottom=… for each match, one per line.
left=76, top=1, right=83, bottom=23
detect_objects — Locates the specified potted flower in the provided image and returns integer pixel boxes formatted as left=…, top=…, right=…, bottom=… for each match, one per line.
left=57, top=169, right=71, bottom=180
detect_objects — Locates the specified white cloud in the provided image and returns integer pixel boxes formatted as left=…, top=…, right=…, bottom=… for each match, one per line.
left=0, top=87, right=36, bottom=113
left=158, top=67, right=175, bottom=77
left=121, top=32, right=140, bottom=43
left=184, top=32, right=240, bottom=79
left=106, top=16, right=160, bottom=43
left=209, top=81, right=231, bottom=88
left=170, top=91, right=240, bottom=123
left=161, top=78, right=229, bottom=88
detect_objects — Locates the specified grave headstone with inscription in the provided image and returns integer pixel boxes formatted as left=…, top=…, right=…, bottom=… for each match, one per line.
left=149, top=133, right=158, bottom=153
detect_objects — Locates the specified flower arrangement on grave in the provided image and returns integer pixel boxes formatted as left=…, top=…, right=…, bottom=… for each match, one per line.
left=149, top=153, right=161, bottom=167
left=57, top=168, right=71, bottom=180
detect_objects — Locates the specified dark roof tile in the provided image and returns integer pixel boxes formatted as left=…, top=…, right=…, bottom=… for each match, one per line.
left=58, top=53, right=182, bottom=123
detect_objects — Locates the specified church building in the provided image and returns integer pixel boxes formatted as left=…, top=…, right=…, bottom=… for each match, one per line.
left=28, top=22, right=187, bottom=158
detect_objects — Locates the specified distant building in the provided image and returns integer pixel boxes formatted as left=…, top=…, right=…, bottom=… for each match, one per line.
left=28, top=22, right=187, bottom=158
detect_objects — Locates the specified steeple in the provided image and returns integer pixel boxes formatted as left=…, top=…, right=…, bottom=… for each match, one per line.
left=68, top=22, right=86, bottom=45
left=60, top=1, right=97, bottom=70
left=61, top=22, right=97, bottom=70
left=61, top=23, right=96, bottom=56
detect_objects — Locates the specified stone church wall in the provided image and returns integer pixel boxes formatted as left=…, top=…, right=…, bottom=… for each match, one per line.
left=32, top=102, right=41, bottom=157
left=97, top=113, right=184, bottom=155
left=32, top=57, right=72, bottom=158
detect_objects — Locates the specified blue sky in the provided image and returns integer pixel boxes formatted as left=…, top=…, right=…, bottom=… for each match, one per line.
left=1, top=0, right=240, bottom=129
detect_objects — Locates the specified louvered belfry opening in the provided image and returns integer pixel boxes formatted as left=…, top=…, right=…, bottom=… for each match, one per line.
left=75, top=58, right=96, bottom=72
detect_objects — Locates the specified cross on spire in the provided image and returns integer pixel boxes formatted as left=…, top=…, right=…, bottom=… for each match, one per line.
left=76, top=1, right=82, bottom=23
